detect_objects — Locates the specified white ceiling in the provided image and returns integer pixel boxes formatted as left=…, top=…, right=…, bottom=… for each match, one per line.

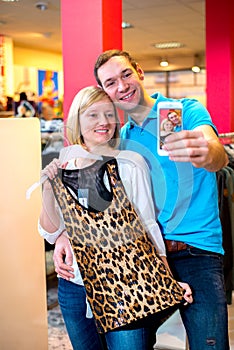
left=0, top=0, right=205, bottom=71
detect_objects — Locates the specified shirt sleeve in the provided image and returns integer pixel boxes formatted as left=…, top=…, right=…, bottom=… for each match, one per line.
left=182, top=97, right=217, bottom=133
left=38, top=160, right=75, bottom=244
left=117, top=152, right=166, bottom=256
left=38, top=206, right=65, bottom=245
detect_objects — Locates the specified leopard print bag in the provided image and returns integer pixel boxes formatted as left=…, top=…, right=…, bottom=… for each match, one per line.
left=50, top=157, right=184, bottom=333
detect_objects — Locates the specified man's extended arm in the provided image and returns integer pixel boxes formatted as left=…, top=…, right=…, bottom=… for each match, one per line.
left=163, top=126, right=228, bottom=172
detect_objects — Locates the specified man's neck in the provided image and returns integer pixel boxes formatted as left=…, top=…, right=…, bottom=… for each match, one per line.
left=129, top=96, right=155, bottom=126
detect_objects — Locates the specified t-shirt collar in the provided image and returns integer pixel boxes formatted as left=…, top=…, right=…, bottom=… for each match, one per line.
left=127, top=92, right=162, bottom=125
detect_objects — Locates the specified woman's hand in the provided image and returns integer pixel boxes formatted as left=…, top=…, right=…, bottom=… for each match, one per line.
left=178, top=281, right=193, bottom=304
left=41, top=158, right=61, bottom=190
left=160, top=257, right=193, bottom=304
left=42, top=158, right=61, bottom=179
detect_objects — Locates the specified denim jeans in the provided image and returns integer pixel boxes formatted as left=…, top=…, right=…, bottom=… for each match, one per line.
left=58, top=278, right=107, bottom=350
left=167, top=247, right=230, bottom=350
left=58, top=278, right=177, bottom=350
left=105, top=327, right=152, bottom=350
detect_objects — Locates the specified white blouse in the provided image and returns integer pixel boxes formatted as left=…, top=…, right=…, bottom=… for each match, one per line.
left=38, top=150, right=166, bottom=286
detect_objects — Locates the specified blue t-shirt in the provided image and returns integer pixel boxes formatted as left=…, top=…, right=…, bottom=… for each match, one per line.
left=120, top=92, right=223, bottom=254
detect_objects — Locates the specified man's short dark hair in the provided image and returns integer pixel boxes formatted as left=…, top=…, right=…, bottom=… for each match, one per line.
left=94, top=49, right=138, bottom=87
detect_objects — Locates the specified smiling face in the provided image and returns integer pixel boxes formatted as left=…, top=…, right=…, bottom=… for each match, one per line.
left=79, top=98, right=117, bottom=151
left=66, top=86, right=120, bottom=150
left=163, top=120, right=174, bottom=132
left=168, top=111, right=181, bottom=125
left=97, top=56, right=146, bottom=113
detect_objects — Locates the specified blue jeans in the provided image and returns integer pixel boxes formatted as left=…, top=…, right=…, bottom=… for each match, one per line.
left=167, top=247, right=230, bottom=350
left=105, top=327, right=152, bottom=350
left=104, top=311, right=168, bottom=350
left=58, top=278, right=177, bottom=350
left=58, top=278, right=107, bottom=350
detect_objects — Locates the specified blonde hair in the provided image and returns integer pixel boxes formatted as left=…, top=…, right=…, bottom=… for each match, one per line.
left=66, top=86, right=120, bottom=148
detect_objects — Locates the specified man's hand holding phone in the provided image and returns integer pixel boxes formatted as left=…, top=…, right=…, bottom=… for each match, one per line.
left=162, top=129, right=210, bottom=166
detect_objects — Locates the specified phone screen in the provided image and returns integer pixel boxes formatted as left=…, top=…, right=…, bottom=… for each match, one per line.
left=157, top=104, right=183, bottom=155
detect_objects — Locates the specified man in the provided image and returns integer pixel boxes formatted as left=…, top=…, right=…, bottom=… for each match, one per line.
left=167, top=110, right=182, bottom=131
left=54, top=50, right=229, bottom=349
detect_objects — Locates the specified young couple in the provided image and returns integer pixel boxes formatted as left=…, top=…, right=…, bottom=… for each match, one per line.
left=39, top=50, right=229, bottom=350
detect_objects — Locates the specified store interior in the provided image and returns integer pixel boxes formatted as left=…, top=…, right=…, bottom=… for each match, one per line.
left=1, top=0, right=234, bottom=349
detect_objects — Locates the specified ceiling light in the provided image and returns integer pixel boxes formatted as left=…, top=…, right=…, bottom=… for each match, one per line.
left=153, top=42, right=184, bottom=49
left=191, top=54, right=201, bottom=73
left=122, top=22, right=133, bottom=29
left=1, top=0, right=19, bottom=2
left=35, top=1, right=48, bottom=11
left=160, top=58, right=169, bottom=67
left=191, top=65, right=201, bottom=73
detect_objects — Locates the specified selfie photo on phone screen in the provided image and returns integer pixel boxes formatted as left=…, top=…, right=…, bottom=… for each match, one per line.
left=157, top=101, right=183, bottom=156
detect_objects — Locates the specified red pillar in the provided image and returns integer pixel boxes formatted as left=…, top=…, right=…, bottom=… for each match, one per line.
left=206, top=0, right=234, bottom=133
left=61, top=0, right=122, bottom=123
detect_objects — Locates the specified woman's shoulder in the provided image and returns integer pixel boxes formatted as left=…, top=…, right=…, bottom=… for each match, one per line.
left=116, top=150, right=147, bottom=168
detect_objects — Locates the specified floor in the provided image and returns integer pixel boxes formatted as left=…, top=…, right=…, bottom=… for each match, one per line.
left=47, top=286, right=72, bottom=350
left=47, top=284, right=234, bottom=350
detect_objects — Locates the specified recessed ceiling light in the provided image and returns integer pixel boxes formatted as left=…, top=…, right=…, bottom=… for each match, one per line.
left=122, top=22, right=133, bottom=29
left=153, top=42, right=184, bottom=49
left=191, top=65, right=201, bottom=73
left=192, top=54, right=201, bottom=73
left=160, top=58, right=169, bottom=67
left=35, top=1, right=48, bottom=10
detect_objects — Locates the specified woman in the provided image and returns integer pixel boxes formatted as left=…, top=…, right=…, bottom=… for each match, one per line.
left=39, top=86, right=192, bottom=350
left=160, top=118, right=174, bottom=147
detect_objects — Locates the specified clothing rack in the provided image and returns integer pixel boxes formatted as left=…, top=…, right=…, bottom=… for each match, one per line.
left=216, top=134, right=234, bottom=303
left=219, top=132, right=234, bottom=145
left=219, top=132, right=234, bottom=138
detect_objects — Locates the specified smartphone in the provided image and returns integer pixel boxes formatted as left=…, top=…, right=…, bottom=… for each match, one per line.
left=157, top=101, right=183, bottom=156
